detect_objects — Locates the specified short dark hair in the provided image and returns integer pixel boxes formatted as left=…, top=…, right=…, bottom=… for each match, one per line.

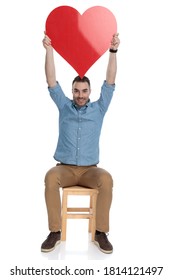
left=72, top=76, right=91, bottom=87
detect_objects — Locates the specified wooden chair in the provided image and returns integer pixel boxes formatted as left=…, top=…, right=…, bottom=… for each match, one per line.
left=61, top=186, right=99, bottom=241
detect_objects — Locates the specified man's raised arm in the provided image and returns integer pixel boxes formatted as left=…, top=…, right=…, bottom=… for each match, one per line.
left=42, top=34, right=56, bottom=88
left=106, top=33, right=120, bottom=85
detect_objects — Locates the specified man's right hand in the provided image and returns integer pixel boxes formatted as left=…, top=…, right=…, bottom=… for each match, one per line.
left=42, top=33, right=52, bottom=50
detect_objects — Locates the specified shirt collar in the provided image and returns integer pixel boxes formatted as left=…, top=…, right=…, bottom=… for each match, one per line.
left=72, top=99, right=90, bottom=109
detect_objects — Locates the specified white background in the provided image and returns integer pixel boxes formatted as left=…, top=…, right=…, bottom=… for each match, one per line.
left=0, top=0, right=173, bottom=279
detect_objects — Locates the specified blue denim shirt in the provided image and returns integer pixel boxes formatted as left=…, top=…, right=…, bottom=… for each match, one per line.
left=48, top=81, right=115, bottom=166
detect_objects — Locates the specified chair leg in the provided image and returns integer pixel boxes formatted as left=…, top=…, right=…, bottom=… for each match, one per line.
left=91, top=193, right=97, bottom=241
left=88, top=194, right=92, bottom=233
left=61, top=192, right=67, bottom=241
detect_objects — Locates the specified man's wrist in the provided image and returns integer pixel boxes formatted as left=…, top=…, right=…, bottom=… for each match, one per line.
left=109, top=49, right=118, bottom=53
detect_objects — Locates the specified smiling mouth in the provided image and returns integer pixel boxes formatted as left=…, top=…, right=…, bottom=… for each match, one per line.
left=77, top=98, right=85, bottom=102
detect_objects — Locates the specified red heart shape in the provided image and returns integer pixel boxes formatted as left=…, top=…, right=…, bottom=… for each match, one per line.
left=46, top=6, right=117, bottom=77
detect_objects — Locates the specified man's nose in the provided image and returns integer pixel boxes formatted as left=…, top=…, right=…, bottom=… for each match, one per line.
left=78, top=92, right=83, bottom=97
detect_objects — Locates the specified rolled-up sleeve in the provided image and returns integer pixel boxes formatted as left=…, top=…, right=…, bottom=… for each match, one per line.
left=98, top=80, right=116, bottom=114
left=48, top=82, right=69, bottom=110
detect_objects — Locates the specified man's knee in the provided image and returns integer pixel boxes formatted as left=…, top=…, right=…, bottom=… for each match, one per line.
left=44, top=167, right=60, bottom=189
left=98, top=169, right=113, bottom=189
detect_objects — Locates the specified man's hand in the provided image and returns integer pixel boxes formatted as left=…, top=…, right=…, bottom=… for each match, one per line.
left=42, top=33, right=52, bottom=50
left=110, top=33, right=120, bottom=50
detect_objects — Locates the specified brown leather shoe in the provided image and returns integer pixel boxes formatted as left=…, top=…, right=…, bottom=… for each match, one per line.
left=94, top=232, right=113, bottom=254
left=41, top=231, right=61, bottom=252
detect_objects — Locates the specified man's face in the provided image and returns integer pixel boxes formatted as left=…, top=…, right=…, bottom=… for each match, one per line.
left=72, top=82, right=91, bottom=107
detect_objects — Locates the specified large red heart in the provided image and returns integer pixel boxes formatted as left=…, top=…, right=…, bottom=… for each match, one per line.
left=46, top=6, right=117, bottom=77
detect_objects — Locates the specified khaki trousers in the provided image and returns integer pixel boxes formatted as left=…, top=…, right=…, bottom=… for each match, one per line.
left=44, top=164, right=113, bottom=233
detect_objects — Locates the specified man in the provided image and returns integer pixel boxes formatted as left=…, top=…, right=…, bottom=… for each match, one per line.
left=41, top=33, right=120, bottom=254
